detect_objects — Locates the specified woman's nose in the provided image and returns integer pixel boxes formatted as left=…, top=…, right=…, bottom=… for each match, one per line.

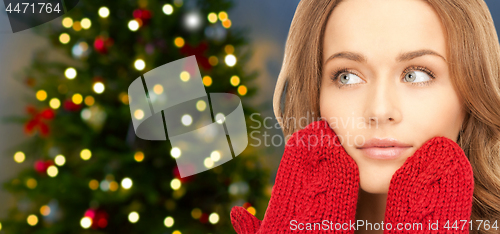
left=364, top=78, right=402, bottom=127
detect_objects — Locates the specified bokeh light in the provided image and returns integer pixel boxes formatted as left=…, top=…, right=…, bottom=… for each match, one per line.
left=80, top=149, right=92, bottom=160
left=65, top=67, right=77, bottom=79
left=134, top=59, right=145, bottom=70
left=174, top=37, right=185, bottom=48
left=36, top=90, right=47, bottom=101
left=81, top=217, right=92, bottom=229
left=202, top=76, right=212, bottom=86
left=225, top=54, right=237, bottom=66
left=47, top=165, right=58, bottom=177
left=164, top=216, right=174, bottom=227
left=93, top=82, right=105, bottom=94
left=171, top=179, right=181, bottom=190
left=121, top=177, right=133, bottom=189
left=40, top=205, right=51, bottom=216
left=27, top=215, right=38, bottom=226
left=134, top=151, right=144, bottom=162
left=72, top=93, right=83, bottom=104
left=62, top=17, right=73, bottom=28
left=230, top=75, right=240, bottom=86
left=134, top=109, right=144, bottom=120
left=238, top=85, right=248, bottom=96
left=128, top=212, right=139, bottom=223
left=55, top=155, right=66, bottom=166
left=128, top=20, right=140, bottom=31
left=181, top=114, right=192, bottom=126
left=196, top=100, right=206, bottom=111
left=81, top=18, right=92, bottom=29
left=49, top=98, right=61, bottom=109
left=218, top=11, right=228, bottom=21
left=209, top=212, right=219, bottom=224
left=59, top=33, right=70, bottom=44
left=163, top=4, right=173, bottom=15
left=14, top=151, right=25, bottom=163
left=170, top=147, right=181, bottom=158
left=98, top=7, right=110, bottom=18
left=89, top=179, right=99, bottom=190
left=85, top=96, right=95, bottom=106
left=208, top=13, right=217, bottom=23
left=180, top=71, right=190, bottom=82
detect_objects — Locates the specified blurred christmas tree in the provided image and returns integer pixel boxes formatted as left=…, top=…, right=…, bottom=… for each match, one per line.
left=0, top=0, right=271, bottom=233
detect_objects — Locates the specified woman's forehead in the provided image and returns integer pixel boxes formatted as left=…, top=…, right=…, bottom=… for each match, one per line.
left=323, top=0, right=447, bottom=63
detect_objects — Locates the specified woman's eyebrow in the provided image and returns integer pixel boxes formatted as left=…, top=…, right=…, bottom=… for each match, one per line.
left=324, top=49, right=447, bottom=65
left=397, top=49, right=447, bottom=62
left=324, top=52, right=367, bottom=64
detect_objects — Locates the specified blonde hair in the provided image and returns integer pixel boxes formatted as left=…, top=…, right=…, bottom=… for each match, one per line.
left=273, top=0, right=500, bottom=232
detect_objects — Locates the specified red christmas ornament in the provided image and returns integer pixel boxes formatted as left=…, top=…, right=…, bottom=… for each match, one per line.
left=24, top=106, right=55, bottom=137
left=180, top=41, right=212, bottom=71
left=242, top=202, right=252, bottom=209
left=132, top=9, right=142, bottom=19
left=84, top=208, right=109, bottom=229
left=199, top=213, right=209, bottom=223
left=133, top=9, right=152, bottom=25
left=63, top=99, right=82, bottom=112
left=34, top=160, right=53, bottom=175
left=94, top=38, right=105, bottom=53
left=94, top=36, right=114, bottom=54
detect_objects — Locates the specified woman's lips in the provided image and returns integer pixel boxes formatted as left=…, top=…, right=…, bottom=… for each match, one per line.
left=359, top=147, right=411, bottom=160
left=357, top=138, right=412, bottom=160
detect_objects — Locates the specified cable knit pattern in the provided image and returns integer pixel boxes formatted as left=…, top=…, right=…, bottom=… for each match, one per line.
left=383, top=136, right=474, bottom=233
left=230, top=120, right=474, bottom=234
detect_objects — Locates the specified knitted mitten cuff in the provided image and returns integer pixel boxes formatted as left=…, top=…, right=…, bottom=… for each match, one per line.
left=231, top=120, right=360, bottom=233
left=231, top=206, right=262, bottom=234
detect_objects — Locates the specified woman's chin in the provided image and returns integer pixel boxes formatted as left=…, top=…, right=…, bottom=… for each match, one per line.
left=360, top=183, right=388, bottom=194
left=359, top=174, right=391, bottom=194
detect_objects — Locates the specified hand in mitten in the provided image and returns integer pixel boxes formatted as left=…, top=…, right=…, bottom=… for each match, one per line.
left=231, top=120, right=360, bottom=233
left=383, top=136, right=474, bottom=233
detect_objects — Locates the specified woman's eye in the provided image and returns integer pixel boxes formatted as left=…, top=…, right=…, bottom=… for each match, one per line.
left=338, top=72, right=363, bottom=85
left=403, top=70, right=432, bottom=83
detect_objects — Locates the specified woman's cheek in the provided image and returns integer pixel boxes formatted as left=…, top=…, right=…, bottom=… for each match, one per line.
left=405, top=94, right=462, bottom=144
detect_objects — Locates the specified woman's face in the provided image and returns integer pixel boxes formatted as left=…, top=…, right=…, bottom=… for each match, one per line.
left=320, top=0, right=466, bottom=194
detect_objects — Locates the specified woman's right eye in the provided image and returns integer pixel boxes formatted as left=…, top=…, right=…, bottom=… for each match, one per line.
left=337, top=72, right=363, bottom=85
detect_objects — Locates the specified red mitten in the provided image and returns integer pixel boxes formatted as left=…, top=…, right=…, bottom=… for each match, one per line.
left=231, top=120, right=360, bottom=233
left=383, top=137, right=474, bottom=233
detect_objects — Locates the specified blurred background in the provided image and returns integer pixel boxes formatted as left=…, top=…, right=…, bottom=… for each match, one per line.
left=0, top=0, right=497, bottom=233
